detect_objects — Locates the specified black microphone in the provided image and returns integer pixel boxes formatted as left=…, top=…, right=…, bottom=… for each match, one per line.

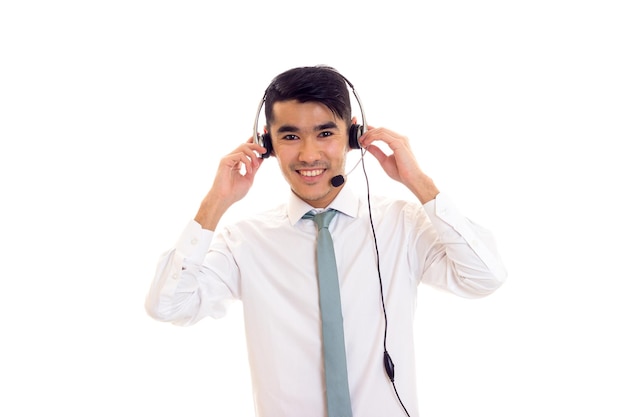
left=331, top=175, right=345, bottom=187
left=331, top=147, right=369, bottom=188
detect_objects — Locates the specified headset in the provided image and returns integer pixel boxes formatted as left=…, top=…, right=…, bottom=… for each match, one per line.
left=252, top=68, right=411, bottom=417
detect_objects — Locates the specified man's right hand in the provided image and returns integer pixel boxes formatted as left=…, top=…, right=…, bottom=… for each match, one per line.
left=194, top=138, right=266, bottom=230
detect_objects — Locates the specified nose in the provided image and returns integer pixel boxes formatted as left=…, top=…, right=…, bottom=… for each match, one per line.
left=298, top=137, right=321, bottom=163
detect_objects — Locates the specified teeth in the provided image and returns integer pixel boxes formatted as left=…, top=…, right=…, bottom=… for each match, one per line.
left=300, top=169, right=324, bottom=177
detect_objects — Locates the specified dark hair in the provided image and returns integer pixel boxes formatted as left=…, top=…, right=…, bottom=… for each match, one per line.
left=264, top=65, right=352, bottom=128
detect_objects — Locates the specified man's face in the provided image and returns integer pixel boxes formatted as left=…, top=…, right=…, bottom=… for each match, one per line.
left=268, top=100, right=349, bottom=208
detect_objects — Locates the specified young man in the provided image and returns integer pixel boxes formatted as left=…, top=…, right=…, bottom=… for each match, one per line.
left=145, top=65, right=507, bottom=417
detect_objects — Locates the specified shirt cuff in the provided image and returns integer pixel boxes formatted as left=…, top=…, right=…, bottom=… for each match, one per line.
left=424, top=193, right=508, bottom=283
left=175, top=220, right=214, bottom=263
left=423, top=192, right=465, bottom=231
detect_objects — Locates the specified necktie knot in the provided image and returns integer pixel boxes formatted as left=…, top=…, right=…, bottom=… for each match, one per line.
left=304, top=209, right=337, bottom=231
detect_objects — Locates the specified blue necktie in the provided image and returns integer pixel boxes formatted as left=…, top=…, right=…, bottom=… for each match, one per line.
left=303, top=209, right=353, bottom=417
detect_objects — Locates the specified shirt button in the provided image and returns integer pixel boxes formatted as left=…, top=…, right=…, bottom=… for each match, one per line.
left=172, top=272, right=179, bottom=280
left=191, top=238, right=198, bottom=245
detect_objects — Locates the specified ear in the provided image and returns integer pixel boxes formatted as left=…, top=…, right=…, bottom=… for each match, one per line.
left=348, top=117, right=358, bottom=151
left=262, top=125, right=275, bottom=157
left=347, top=117, right=363, bottom=151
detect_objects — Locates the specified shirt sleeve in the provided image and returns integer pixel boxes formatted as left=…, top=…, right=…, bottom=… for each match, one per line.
left=145, top=220, right=237, bottom=326
left=419, top=193, right=508, bottom=297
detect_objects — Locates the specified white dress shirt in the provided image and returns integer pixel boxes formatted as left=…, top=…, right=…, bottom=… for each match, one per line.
left=145, top=186, right=507, bottom=417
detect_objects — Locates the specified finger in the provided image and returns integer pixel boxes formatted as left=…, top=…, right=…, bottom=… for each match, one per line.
left=242, top=146, right=267, bottom=176
left=364, top=143, right=386, bottom=162
left=360, top=127, right=387, bottom=149
left=361, top=127, right=408, bottom=150
left=246, top=139, right=268, bottom=160
left=232, top=143, right=265, bottom=169
left=233, top=151, right=256, bottom=176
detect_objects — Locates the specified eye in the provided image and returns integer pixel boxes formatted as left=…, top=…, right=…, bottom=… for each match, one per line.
left=319, top=131, right=333, bottom=138
left=282, top=134, right=299, bottom=141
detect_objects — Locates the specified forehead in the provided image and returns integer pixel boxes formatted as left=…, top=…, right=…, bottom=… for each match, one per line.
left=270, top=100, right=345, bottom=129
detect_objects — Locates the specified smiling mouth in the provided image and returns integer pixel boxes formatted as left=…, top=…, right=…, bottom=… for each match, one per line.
left=297, top=169, right=325, bottom=177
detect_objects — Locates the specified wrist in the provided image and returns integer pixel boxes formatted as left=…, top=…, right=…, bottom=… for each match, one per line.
left=194, top=191, right=231, bottom=231
left=408, top=175, right=439, bottom=205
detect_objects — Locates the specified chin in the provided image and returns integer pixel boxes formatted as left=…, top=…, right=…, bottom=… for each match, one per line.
left=296, top=187, right=329, bottom=200
left=292, top=184, right=333, bottom=205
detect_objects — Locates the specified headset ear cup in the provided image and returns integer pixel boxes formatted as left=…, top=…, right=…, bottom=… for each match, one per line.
left=349, top=124, right=363, bottom=150
left=261, top=133, right=272, bottom=158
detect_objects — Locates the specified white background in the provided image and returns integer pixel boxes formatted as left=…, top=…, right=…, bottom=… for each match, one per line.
left=1, top=1, right=625, bottom=416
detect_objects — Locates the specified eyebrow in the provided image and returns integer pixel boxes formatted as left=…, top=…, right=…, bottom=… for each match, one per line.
left=276, top=121, right=339, bottom=134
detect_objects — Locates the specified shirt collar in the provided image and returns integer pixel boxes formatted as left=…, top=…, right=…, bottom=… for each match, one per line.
left=287, top=185, right=359, bottom=226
